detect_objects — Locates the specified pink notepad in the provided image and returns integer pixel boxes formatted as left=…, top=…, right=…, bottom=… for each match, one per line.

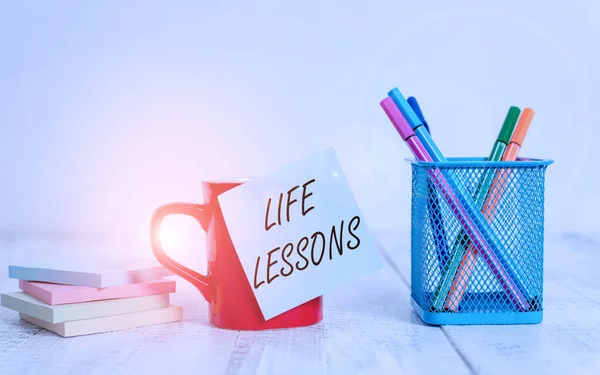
left=19, top=278, right=176, bottom=305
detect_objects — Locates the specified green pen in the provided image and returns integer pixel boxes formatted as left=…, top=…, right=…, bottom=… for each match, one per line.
left=431, top=106, right=521, bottom=311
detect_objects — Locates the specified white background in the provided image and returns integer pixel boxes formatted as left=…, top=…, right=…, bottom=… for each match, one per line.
left=1, top=1, right=598, bottom=255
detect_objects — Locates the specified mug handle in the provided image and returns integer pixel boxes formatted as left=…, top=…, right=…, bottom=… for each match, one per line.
left=150, top=202, right=212, bottom=302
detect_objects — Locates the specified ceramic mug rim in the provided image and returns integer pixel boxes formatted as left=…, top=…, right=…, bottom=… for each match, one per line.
left=202, top=177, right=252, bottom=184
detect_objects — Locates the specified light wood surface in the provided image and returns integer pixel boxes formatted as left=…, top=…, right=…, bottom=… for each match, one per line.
left=0, top=231, right=598, bottom=374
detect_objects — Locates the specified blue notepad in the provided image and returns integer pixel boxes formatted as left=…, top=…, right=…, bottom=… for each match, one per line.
left=8, top=259, right=173, bottom=288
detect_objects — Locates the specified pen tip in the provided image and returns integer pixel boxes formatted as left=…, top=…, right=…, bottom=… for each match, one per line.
left=407, top=96, right=429, bottom=132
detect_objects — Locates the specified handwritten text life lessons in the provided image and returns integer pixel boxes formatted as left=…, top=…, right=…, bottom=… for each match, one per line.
left=218, top=148, right=383, bottom=320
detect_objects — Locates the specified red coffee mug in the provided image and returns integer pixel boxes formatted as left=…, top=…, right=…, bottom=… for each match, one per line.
left=150, top=180, right=323, bottom=330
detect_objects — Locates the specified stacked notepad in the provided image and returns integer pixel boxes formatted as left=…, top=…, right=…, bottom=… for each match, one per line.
left=1, top=261, right=182, bottom=337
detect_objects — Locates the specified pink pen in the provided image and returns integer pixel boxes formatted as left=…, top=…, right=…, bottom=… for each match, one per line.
left=384, top=111, right=432, bottom=161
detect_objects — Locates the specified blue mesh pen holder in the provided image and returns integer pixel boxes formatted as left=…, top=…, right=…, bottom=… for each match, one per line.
left=409, top=157, right=553, bottom=325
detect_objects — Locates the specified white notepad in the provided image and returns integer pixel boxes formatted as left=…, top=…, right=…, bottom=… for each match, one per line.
left=8, top=259, right=173, bottom=288
left=20, top=305, right=183, bottom=337
left=1, top=292, right=169, bottom=323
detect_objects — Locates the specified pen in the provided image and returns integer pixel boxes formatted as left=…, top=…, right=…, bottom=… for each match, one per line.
left=382, top=88, right=529, bottom=311
left=433, top=106, right=521, bottom=311
left=382, top=98, right=430, bottom=160
left=446, top=108, right=536, bottom=310
left=381, top=98, right=529, bottom=310
left=407, top=96, right=449, bottom=272
left=407, top=97, right=430, bottom=133
left=388, top=90, right=445, bottom=161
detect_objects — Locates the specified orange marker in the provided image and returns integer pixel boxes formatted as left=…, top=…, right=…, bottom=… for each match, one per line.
left=501, top=109, right=534, bottom=161
left=445, top=108, right=535, bottom=310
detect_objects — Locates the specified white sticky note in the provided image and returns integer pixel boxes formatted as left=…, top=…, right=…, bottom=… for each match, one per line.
left=218, top=147, right=384, bottom=320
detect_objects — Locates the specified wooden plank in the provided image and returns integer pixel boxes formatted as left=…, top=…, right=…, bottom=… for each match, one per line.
left=0, top=237, right=471, bottom=374
left=0, top=281, right=238, bottom=375
left=222, top=268, right=471, bottom=375
left=0, top=239, right=237, bottom=374
left=441, top=302, right=600, bottom=375
left=378, top=231, right=600, bottom=374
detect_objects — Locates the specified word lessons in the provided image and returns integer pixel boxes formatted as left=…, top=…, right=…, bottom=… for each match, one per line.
left=218, top=148, right=383, bottom=320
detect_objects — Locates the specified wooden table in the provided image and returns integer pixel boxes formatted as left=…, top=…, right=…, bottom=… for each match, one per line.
left=1, top=231, right=599, bottom=375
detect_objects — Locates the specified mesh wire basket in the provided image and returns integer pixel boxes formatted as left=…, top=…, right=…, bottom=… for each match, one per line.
left=409, top=157, right=553, bottom=325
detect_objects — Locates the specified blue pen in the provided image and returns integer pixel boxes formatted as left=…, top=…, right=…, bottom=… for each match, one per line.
left=388, top=88, right=531, bottom=311
left=407, top=97, right=448, bottom=272
left=407, top=97, right=430, bottom=133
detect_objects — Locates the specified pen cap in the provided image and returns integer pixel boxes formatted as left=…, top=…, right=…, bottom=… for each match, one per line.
left=388, top=88, right=423, bottom=130
left=380, top=97, right=416, bottom=140
left=511, top=108, right=535, bottom=146
left=497, top=106, right=521, bottom=144
left=407, top=97, right=430, bottom=133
